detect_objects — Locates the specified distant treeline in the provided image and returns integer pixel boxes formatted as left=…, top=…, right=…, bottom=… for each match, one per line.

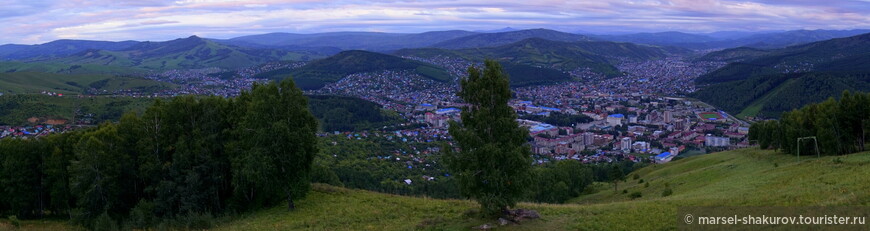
left=749, top=90, right=870, bottom=155
left=0, top=80, right=319, bottom=230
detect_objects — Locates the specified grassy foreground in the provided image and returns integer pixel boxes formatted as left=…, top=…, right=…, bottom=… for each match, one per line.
left=3, top=148, right=869, bottom=230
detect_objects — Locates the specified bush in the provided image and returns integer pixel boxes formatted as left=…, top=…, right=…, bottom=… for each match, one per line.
left=126, top=200, right=156, bottom=229
left=629, top=192, right=642, bottom=199
left=7, top=215, right=20, bottom=228
left=93, top=212, right=118, bottom=231
left=638, top=179, right=644, bottom=184
left=180, top=212, right=215, bottom=230
left=632, top=174, right=640, bottom=180
left=622, top=189, right=628, bottom=194
left=662, top=188, right=674, bottom=197
left=644, top=182, right=650, bottom=188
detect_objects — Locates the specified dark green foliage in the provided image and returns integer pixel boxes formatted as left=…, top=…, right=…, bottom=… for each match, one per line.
left=527, top=161, right=593, bottom=203
left=93, top=212, right=118, bottom=231
left=230, top=79, right=319, bottom=210
left=7, top=215, right=20, bottom=228
left=629, top=191, right=642, bottom=199
left=661, top=188, right=673, bottom=197
left=749, top=91, right=870, bottom=155
left=307, top=95, right=403, bottom=132
left=609, top=165, right=626, bottom=192
left=315, top=131, right=460, bottom=199
left=444, top=60, right=534, bottom=217
left=694, top=33, right=870, bottom=117
left=519, top=112, right=593, bottom=127
left=0, top=78, right=319, bottom=229
left=693, top=72, right=870, bottom=118
left=501, top=63, right=572, bottom=87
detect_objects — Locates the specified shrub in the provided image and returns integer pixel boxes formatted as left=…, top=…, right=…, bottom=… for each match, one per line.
left=644, top=182, right=650, bottom=188
left=632, top=174, right=640, bottom=180
left=93, top=212, right=118, bottom=231
left=126, top=200, right=156, bottom=229
left=180, top=212, right=215, bottom=230
left=622, top=189, right=628, bottom=194
left=638, top=179, right=644, bottom=184
left=629, top=192, right=642, bottom=199
left=662, top=188, right=674, bottom=197
left=7, top=215, right=20, bottom=228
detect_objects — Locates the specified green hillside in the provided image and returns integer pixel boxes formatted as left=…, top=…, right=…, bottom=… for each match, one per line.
left=4, top=36, right=321, bottom=74
left=694, top=33, right=870, bottom=118
left=257, top=50, right=452, bottom=90
left=213, top=148, right=870, bottom=230
left=0, top=61, right=146, bottom=75
left=54, top=36, right=315, bottom=70
left=4, top=148, right=869, bottom=230
left=0, top=72, right=174, bottom=95
left=695, top=47, right=771, bottom=63
left=693, top=72, right=870, bottom=118
left=697, top=33, right=870, bottom=85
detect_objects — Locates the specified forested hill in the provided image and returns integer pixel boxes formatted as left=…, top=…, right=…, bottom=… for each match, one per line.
left=254, top=50, right=451, bottom=90
left=697, top=32, right=870, bottom=84
left=0, top=36, right=318, bottom=74
left=692, top=33, right=870, bottom=118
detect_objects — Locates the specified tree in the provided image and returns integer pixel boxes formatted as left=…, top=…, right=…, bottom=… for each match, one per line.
left=230, top=79, right=319, bottom=211
left=609, top=165, right=625, bottom=192
left=444, top=60, right=534, bottom=217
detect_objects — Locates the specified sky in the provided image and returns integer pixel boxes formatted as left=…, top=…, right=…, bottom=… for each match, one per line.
left=2, top=0, right=870, bottom=44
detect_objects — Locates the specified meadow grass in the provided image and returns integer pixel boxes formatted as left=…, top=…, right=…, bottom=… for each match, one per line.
left=3, top=148, right=868, bottom=230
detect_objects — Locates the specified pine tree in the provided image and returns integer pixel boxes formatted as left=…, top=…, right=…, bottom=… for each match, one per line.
left=444, top=60, right=533, bottom=217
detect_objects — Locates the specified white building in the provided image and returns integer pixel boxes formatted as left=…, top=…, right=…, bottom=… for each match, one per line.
left=705, top=134, right=730, bottom=147
left=607, top=114, right=625, bottom=126
left=620, top=137, right=632, bottom=153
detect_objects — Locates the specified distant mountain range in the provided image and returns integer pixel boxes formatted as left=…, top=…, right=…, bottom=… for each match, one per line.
left=692, top=32, right=870, bottom=118
left=218, top=30, right=480, bottom=51
left=0, top=40, right=139, bottom=61
left=397, top=37, right=688, bottom=77
left=0, top=36, right=321, bottom=73
left=594, top=29, right=870, bottom=49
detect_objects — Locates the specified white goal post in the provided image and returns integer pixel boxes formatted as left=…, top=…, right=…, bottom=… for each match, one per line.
left=796, top=136, right=820, bottom=161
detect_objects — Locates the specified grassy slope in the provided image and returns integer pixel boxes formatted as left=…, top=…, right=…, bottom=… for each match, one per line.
left=6, top=148, right=869, bottom=230
left=734, top=78, right=796, bottom=118
left=218, top=148, right=870, bottom=230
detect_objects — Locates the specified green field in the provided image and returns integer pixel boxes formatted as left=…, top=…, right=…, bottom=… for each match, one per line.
left=4, top=148, right=868, bottom=230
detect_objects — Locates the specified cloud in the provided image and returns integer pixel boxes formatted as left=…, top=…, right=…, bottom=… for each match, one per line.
left=0, top=0, right=868, bottom=44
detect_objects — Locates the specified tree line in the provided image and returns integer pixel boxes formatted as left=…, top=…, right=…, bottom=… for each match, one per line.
left=0, top=79, right=319, bottom=229
left=749, top=90, right=870, bottom=156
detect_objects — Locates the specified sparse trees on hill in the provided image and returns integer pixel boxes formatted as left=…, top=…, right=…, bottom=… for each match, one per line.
left=444, top=60, right=534, bottom=217
left=750, top=90, right=870, bottom=156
